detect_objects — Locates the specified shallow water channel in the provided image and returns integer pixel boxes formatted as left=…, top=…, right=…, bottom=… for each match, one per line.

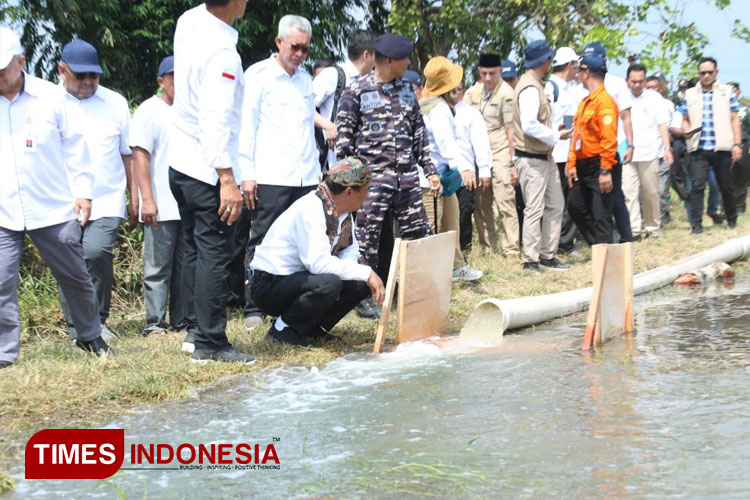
left=10, top=276, right=750, bottom=499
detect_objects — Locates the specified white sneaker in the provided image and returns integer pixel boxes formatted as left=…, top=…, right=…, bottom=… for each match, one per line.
left=181, top=331, right=196, bottom=354
left=244, top=315, right=263, bottom=331
left=100, top=323, right=117, bottom=342
left=451, top=265, right=483, bottom=282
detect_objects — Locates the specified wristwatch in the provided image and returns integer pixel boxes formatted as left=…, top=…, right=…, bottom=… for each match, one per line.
left=600, top=168, right=611, bottom=175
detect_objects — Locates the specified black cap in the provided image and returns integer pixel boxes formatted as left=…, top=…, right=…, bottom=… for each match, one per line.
left=478, top=53, right=501, bottom=67
left=579, top=55, right=607, bottom=75
left=373, top=34, right=413, bottom=59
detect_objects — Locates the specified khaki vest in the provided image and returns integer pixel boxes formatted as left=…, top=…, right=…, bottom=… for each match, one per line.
left=513, top=71, right=553, bottom=155
left=685, top=82, right=735, bottom=153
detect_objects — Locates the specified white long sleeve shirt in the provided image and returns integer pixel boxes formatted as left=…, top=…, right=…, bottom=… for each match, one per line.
left=170, top=3, right=244, bottom=185
left=544, top=74, right=575, bottom=163
left=454, top=101, right=492, bottom=179
left=1, top=74, right=92, bottom=231
left=604, top=73, right=633, bottom=145
left=130, top=95, right=181, bottom=221
left=250, top=191, right=371, bottom=281
left=422, top=99, right=474, bottom=176
left=238, top=55, right=319, bottom=186
left=63, top=84, right=131, bottom=221
left=518, top=87, right=559, bottom=148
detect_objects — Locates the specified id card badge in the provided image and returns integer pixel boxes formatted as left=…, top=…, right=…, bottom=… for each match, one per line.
left=23, top=132, right=38, bottom=153
left=575, top=137, right=582, bottom=151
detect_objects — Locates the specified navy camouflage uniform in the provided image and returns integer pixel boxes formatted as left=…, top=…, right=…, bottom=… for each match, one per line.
left=336, top=71, right=437, bottom=269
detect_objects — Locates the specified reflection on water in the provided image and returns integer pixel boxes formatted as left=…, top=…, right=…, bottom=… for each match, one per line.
left=8, top=277, right=750, bottom=499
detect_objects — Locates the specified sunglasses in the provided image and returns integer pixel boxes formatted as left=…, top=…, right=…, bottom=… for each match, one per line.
left=66, top=67, right=100, bottom=80
left=698, top=70, right=715, bottom=76
left=289, top=43, right=310, bottom=54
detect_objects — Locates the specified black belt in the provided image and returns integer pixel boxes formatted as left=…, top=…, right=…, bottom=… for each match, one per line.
left=516, top=150, right=549, bottom=161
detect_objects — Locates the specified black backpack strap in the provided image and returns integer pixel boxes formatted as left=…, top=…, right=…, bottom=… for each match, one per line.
left=330, top=65, right=347, bottom=122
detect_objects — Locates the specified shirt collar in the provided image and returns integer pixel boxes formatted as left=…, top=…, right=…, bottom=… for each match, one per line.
left=589, top=85, right=606, bottom=101
left=342, top=59, right=360, bottom=80
left=269, top=54, right=304, bottom=80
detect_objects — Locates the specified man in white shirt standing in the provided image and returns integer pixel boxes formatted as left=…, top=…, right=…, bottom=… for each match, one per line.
left=512, top=39, right=571, bottom=274
left=131, top=55, right=189, bottom=336
left=239, top=15, right=319, bottom=333
left=624, top=64, right=673, bottom=238
left=56, top=39, right=135, bottom=341
left=544, top=47, right=580, bottom=254
left=169, top=0, right=254, bottom=364
left=313, top=29, right=377, bottom=170
left=250, top=158, right=385, bottom=347
left=0, top=28, right=112, bottom=367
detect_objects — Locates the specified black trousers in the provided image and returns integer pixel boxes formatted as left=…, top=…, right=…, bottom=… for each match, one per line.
left=733, top=142, right=750, bottom=213
left=567, top=157, right=617, bottom=244
left=688, top=150, right=737, bottom=228
left=251, top=270, right=371, bottom=337
left=244, top=184, right=316, bottom=316
left=455, top=186, right=476, bottom=252
left=557, top=162, right=580, bottom=252
left=168, top=168, right=235, bottom=352
left=227, top=208, right=251, bottom=308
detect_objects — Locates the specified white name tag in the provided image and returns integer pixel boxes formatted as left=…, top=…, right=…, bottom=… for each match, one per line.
left=576, top=137, right=582, bottom=151
left=361, top=91, right=382, bottom=111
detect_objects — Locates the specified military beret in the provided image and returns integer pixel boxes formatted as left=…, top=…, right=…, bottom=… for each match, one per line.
left=373, top=34, right=413, bottom=59
left=478, top=53, right=501, bottom=68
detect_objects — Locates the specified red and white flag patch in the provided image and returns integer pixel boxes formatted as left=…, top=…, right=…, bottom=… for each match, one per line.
left=221, top=72, right=236, bottom=81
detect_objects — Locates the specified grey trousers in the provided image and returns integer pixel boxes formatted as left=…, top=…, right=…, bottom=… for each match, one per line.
left=143, top=220, right=188, bottom=333
left=0, top=221, right=101, bottom=363
left=59, top=216, right=121, bottom=338
left=658, top=157, right=671, bottom=225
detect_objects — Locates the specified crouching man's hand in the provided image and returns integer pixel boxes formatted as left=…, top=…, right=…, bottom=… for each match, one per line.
left=367, top=270, right=385, bottom=305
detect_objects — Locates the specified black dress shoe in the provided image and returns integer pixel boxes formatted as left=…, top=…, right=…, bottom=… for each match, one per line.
left=307, top=326, right=343, bottom=343
left=0, top=360, right=13, bottom=369
left=265, top=325, right=312, bottom=348
left=708, top=212, right=724, bottom=225
left=75, top=336, right=114, bottom=356
left=691, top=226, right=703, bottom=235
left=522, top=262, right=542, bottom=274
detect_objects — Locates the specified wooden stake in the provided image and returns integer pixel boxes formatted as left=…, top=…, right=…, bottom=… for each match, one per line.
left=583, top=245, right=608, bottom=351
left=622, top=242, right=634, bottom=333
left=373, top=238, right=402, bottom=354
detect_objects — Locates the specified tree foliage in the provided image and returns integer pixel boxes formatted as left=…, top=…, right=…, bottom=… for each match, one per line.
left=0, top=0, right=377, bottom=104
left=387, top=0, right=749, bottom=80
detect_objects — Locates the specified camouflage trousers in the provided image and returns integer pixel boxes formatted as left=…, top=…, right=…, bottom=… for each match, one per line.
left=356, top=171, right=431, bottom=269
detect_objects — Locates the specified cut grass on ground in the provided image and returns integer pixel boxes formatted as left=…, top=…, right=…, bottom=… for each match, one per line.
left=1, top=209, right=748, bottom=484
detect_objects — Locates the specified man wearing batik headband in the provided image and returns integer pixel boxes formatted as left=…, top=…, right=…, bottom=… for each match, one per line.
left=249, top=157, right=385, bottom=347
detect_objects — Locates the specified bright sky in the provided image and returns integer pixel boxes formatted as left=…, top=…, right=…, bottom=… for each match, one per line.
left=608, top=0, right=749, bottom=94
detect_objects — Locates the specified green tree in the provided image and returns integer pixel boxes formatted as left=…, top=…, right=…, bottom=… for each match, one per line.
left=0, top=0, right=376, bottom=104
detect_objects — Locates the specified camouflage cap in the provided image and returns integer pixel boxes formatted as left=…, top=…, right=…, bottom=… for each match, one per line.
left=328, top=156, right=372, bottom=187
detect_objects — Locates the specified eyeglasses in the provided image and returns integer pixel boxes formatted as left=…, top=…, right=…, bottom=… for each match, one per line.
left=698, top=70, right=715, bottom=76
left=289, top=43, right=310, bottom=55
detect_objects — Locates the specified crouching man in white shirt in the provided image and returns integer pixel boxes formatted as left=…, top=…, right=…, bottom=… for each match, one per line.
left=249, top=158, right=385, bottom=347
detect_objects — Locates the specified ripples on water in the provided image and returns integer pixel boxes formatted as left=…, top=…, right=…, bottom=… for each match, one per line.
left=10, top=277, right=750, bottom=499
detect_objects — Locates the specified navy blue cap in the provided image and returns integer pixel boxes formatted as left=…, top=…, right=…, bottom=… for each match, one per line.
left=373, top=34, right=413, bottom=59
left=158, top=55, right=174, bottom=76
left=524, top=39, right=554, bottom=69
left=403, top=69, right=422, bottom=86
left=581, top=42, right=607, bottom=59
left=579, top=55, right=607, bottom=75
left=501, top=60, right=518, bottom=78
left=61, top=39, right=103, bottom=74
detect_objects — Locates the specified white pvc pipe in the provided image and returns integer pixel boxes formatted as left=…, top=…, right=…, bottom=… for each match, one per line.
left=460, top=235, right=750, bottom=342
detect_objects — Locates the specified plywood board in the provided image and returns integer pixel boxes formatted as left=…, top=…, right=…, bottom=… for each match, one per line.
left=584, top=244, right=608, bottom=351
left=598, top=242, right=634, bottom=344
left=396, top=232, right=456, bottom=344
left=373, top=238, right=402, bottom=354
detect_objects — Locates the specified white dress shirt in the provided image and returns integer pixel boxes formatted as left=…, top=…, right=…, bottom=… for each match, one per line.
left=250, top=191, right=371, bottom=282
left=422, top=99, right=473, bottom=181
left=62, top=84, right=131, bottom=221
left=238, top=55, right=319, bottom=186
left=170, top=3, right=245, bottom=185
left=1, top=74, right=92, bottom=231
left=130, top=95, right=180, bottom=221
left=518, top=87, right=560, bottom=148
left=604, top=73, right=633, bottom=145
left=313, top=59, right=361, bottom=167
left=630, top=89, right=670, bottom=162
left=544, top=75, right=575, bottom=163
left=454, top=101, right=492, bottom=179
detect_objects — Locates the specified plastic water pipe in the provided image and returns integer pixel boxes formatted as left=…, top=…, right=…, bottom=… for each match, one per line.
left=460, top=235, right=750, bottom=342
